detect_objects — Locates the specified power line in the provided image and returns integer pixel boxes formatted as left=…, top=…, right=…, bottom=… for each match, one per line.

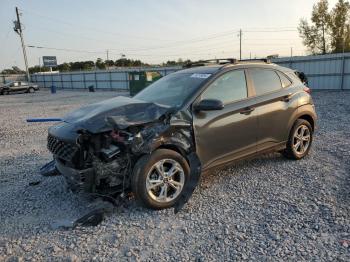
left=104, top=30, right=239, bottom=52
left=241, top=42, right=302, bottom=46
left=21, top=7, right=302, bottom=55
left=22, top=8, right=168, bottom=42
left=17, top=7, right=306, bottom=65
left=244, top=29, right=298, bottom=32
left=26, top=37, right=241, bottom=57
left=27, top=24, right=238, bottom=53
left=27, top=25, right=126, bottom=47
left=27, top=45, right=105, bottom=54
left=26, top=44, right=241, bottom=60
left=23, top=10, right=240, bottom=52
left=23, top=7, right=241, bottom=44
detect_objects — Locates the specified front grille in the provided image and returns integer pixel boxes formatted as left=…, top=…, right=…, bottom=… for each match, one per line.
left=47, top=134, right=79, bottom=161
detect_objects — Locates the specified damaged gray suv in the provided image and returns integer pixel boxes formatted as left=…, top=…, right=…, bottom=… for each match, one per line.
left=46, top=59, right=317, bottom=210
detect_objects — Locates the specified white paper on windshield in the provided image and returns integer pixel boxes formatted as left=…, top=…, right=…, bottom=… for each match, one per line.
left=190, top=73, right=211, bottom=79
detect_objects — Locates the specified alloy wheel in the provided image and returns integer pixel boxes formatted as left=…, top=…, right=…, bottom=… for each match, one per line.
left=146, top=159, right=185, bottom=203
left=292, top=124, right=311, bottom=155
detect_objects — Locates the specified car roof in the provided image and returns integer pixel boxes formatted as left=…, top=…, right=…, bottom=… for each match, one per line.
left=176, top=65, right=223, bottom=74
left=177, top=62, right=294, bottom=74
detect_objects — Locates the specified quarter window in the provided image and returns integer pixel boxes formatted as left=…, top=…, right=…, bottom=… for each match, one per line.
left=250, top=69, right=282, bottom=96
left=202, top=70, right=247, bottom=104
left=277, top=72, right=292, bottom=88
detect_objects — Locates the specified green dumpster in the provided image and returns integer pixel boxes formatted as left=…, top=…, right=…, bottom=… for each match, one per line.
left=129, top=71, right=162, bottom=96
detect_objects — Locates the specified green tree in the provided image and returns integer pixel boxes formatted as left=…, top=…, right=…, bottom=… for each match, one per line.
left=105, top=60, right=115, bottom=67
left=1, top=66, right=25, bottom=74
left=330, top=0, right=350, bottom=52
left=70, top=61, right=94, bottom=71
left=28, top=66, right=50, bottom=74
left=299, top=0, right=350, bottom=54
left=95, top=58, right=106, bottom=70
left=299, top=0, right=331, bottom=54
left=57, top=63, right=71, bottom=72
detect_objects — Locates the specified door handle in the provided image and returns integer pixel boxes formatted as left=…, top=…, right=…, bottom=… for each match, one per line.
left=240, top=107, right=255, bottom=115
left=281, top=93, right=293, bottom=102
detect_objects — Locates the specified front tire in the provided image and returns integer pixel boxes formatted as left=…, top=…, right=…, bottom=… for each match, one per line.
left=282, top=119, right=313, bottom=160
left=28, top=87, right=35, bottom=93
left=131, top=149, right=190, bottom=210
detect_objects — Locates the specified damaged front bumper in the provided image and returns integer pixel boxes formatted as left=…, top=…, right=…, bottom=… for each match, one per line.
left=55, top=158, right=95, bottom=193
left=44, top=104, right=202, bottom=211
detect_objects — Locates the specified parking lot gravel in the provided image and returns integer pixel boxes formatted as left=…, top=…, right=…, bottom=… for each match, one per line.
left=0, top=90, right=349, bottom=261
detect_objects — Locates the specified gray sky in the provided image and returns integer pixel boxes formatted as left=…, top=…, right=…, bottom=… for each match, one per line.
left=0, top=0, right=339, bottom=70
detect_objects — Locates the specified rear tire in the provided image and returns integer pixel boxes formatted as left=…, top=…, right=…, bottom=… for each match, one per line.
left=131, top=149, right=190, bottom=210
left=28, top=87, right=35, bottom=93
left=282, top=119, right=313, bottom=160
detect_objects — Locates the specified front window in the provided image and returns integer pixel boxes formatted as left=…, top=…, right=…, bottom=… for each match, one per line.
left=202, top=70, right=248, bottom=104
left=134, top=72, right=210, bottom=107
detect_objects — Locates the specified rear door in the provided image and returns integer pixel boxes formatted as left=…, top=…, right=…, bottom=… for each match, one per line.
left=247, top=68, right=298, bottom=151
left=192, top=69, right=258, bottom=170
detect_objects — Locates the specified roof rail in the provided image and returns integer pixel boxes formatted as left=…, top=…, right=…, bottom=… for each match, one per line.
left=182, top=58, right=272, bottom=69
left=183, top=58, right=237, bottom=68
left=238, top=58, right=271, bottom=64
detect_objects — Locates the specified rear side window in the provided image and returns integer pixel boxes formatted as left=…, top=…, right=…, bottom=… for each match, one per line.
left=250, top=69, right=282, bottom=96
left=202, top=70, right=247, bottom=104
left=277, top=72, right=292, bottom=88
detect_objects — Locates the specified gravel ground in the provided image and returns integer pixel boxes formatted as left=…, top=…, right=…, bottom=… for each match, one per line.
left=0, top=89, right=349, bottom=261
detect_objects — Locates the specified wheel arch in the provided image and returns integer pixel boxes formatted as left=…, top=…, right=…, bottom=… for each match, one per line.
left=155, top=143, right=195, bottom=169
left=287, top=104, right=317, bottom=134
left=156, top=144, right=187, bottom=158
left=298, top=114, right=315, bottom=131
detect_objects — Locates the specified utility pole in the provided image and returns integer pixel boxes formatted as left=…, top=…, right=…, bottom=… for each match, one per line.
left=239, top=29, right=242, bottom=60
left=13, top=7, right=30, bottom=81
left=106, top=50, right=109, bottom=70
left=290, top=47, right=293, bottom=58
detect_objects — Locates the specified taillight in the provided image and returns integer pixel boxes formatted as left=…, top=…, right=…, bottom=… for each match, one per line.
left=303, top=87, right=311, bottom=94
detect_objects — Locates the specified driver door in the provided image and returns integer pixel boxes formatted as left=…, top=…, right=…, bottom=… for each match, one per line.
left=192, top=69, right=258, bottom=170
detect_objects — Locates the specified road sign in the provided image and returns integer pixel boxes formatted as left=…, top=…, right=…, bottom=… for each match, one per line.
left=43, top=56, right=57, bottom=67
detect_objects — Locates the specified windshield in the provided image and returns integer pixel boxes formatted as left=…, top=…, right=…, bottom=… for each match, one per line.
left=134, top=72, right=210, bottom=107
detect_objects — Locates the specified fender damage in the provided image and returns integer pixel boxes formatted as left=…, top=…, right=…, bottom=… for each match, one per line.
left=45, top=96, right=201, bottom=210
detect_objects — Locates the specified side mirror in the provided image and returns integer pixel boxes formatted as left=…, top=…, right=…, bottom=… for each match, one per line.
left=194, top=99, right=224, bottom=112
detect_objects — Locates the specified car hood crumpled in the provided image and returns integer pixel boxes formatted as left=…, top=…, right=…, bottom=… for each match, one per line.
left=63, top=96, right=171, bottom=133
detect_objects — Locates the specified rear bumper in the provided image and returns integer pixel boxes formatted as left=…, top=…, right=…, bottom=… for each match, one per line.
left=55, top=158, right=95, bottom=193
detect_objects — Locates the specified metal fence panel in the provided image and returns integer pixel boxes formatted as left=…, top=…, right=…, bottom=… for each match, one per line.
left=30, top=67, right=179, bottom=91
left=343, top=75, right=350, bottom=89
left=272, top=53, right=350, bottom=90
left=5, top=58, right=350, bottom=91
left=0, top=74, right=26, bottom=84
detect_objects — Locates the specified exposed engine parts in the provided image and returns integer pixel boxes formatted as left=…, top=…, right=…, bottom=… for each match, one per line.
left=43, top=96, right=202, bottom=212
